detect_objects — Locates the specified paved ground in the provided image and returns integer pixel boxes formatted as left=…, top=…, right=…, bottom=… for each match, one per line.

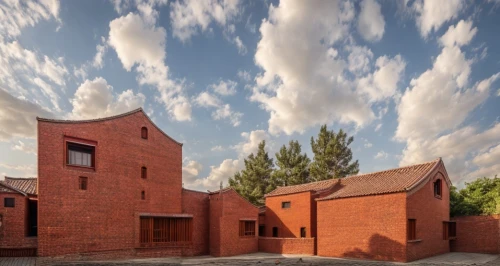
left=0, top=252, right=499, bottom=266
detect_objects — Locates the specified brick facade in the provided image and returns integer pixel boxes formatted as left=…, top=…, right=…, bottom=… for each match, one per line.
left=258, top=237, right=315, bottom=255
left=0, top=193, right=37, bottom=249
left=451, top=215, right=500, bottom=254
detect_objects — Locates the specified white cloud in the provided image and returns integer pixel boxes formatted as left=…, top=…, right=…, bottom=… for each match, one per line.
left=346, top=45, right=373, bottom=74
left=233, top=36, right=247, bottom=55
left=357, top=55, right=406, bottom=102
left=0, top=163, right=36, bottom=177
left=109, top=11, right=192, bottom=121
left=194, top=91, right=242, bottom=126
left=412, top=0, right=464, bottom=38
left=237, top=70, right=251, bottom=82
left=374, top=150, right=388, bottom=159
left=71, top=77, right=145, bottom=119
left=182, top=160, right=203, bottom=185
left=357, top=0, right=385, bottom=42
left=374, top=123, right=382, bottom=132
left=93, top=36, right=108, bottom=69
left=211, top=145, right=225, bottom=151
left=440, top=20, right=477, bottom=48
left=472, top=144, right=500, bottom=168
left=170, top=0, right=241, bottom=42
left=210, top=79, right=237, bottom=96
left=232, top=130, right=270, bottom=157
left=0, top=88, right=52, bottom=141
left=11, top=140, right=36, bottom=155
left=0, top=0, right=60, bottom=41
left=362, top=138, right=373, bottom=148
left=251, top=1, right=375, bottom=135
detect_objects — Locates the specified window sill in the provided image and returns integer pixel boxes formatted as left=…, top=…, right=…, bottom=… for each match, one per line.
left=66, top=164, right=95, bottom=172
left=434, top=195, right=442, bottom=200
left=407, top=239, right=422, bottom=243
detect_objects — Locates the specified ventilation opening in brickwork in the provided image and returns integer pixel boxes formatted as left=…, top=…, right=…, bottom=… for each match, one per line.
left=141, top=127, right=148, bottom=139
left=141, top=190, right=145, bottom=200
left=239, top=220, right=256, bottom=237
left=141, top=167, right=147, bottom=179
left=140, top=217, right=192, bottom=247
left=300, top=227, right=306, bottom=238
left=79, top=176, right=88, bottom=190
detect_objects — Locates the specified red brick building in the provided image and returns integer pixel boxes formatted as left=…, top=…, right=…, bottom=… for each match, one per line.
left=0, top=108, right=497, bottom=262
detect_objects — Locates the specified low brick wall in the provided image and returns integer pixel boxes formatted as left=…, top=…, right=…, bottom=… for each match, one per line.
left=258, top=237, right=315, bottom=255
left=451, top=215, right=500, bottom=254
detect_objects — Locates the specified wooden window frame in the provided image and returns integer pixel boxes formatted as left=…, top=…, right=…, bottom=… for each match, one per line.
left=4, top=198, right=15, bottom=208
left=141, top=127, right=148, bottom=139
left=79, top=176, right=88, bottom=190
left=139, top=217, right=193, bottom=247
left=281, top=201, right=291, bottom=209
left=66, top=142, right=95, bottom=169
left=434, top=179, right=442, bottom=199
left=239, top=220, right=256, bottom=237
left=408, top=219, right=417, bottom=241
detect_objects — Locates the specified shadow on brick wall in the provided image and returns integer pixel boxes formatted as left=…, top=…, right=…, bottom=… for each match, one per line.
left=342, top=234, right=405, bottom=262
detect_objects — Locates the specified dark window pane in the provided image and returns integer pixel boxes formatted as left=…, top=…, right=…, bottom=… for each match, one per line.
left=282, top=201, right=291, bottom=208
left=4, top=198, right=15, bottom=208
left=67, top=143, right=94, bottom=167
left=272, top=227, right=278, bottom=237
left=300, top=227, right=306, bottom=238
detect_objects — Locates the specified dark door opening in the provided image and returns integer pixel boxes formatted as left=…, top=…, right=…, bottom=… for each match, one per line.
left=27, top=199, right=37, bottom=237
left=258, top=225, right=265, bottom=237
left=272, top=227, right=278, bottom=237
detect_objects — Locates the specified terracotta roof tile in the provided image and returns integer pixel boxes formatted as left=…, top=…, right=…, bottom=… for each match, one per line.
left=1, top=177, right=38, bottom=195
left=318, top=158, right=441, bottom=201
left=265, top=179, right=339, bottom=197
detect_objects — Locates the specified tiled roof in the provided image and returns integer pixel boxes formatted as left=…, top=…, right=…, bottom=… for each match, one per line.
left=37, top=108, right=182, bottom=146
left=318, top=158, right=441, bottom=201
left=0, top=177, right=38, bottom=195
left=265, top=179, right=339, bottom=197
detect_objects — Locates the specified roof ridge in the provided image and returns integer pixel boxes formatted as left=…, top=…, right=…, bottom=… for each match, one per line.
left=274, top=178, right=336, bottom=189
left=342, top=158, right=440, bottom=180
left=5, top=176, right=37, bottom=180
left=37, top=108, right=183, bottom=146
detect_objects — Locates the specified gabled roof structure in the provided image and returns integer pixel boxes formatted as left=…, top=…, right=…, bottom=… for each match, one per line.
left=0, top=177, right=38, bottom=196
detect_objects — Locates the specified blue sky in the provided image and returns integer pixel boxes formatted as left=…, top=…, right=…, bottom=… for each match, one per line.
left=1, top=0, right=499, bottom=191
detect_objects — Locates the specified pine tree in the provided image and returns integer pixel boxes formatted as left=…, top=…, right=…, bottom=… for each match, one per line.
left=309, top=125, right=359, bottom=181
left=228, top=140, right=274, bottom=205
left=272, top=140, right=311, bottom=187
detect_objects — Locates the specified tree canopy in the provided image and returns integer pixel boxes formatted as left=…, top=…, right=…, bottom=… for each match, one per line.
left=451, top=176, right=500, bottom=217
left=309, top=125, right=359, bottom=181
left=272, top=140, right=311, bottom=187
left=228, top=140, right=275, bottom=205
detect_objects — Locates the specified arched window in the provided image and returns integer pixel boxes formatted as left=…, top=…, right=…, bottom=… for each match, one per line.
left=434, top=179, right=442, bottom=198
left=141, top=167, right=147, bottom=179
left=141, top=127, right=148, bottom=139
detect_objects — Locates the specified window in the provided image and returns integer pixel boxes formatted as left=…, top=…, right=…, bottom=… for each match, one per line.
left=79, top=177, right=88, bottom=190
left=434, top=179, right=442, bottom=198
left=239, top=220, right=256, bottom=237
left=141, top=190, right=146, bottom=200
left=272, top=227, right=278, bottom=237
left=141, top=167, right=147, bottom=179
left=4, top=198, right=15, bottom=208
left=300, top=227, right=306, bottom=238
left=258, top=225, right=265, bottom=237
left=281, top=201, right=291, bottom=209
left=140, top=217, right=192, bottom=246
left=67, top=142, right=94, bottom=167
left=443, top=221, right=456, bottom=240
left=141, top=127, right=148, bottom=139
left=408, top=219, right=416, bottom=240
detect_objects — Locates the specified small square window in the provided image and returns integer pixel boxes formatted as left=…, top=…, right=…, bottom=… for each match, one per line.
left=4, top=198, right=15, bottom=208
left=79, top=177, right=88, bottom=190
left=282, top=201, right=291, bottom=209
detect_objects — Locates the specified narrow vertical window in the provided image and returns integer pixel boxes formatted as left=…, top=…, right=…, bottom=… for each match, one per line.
left=79, top=176, right=88, bottom=190
left=141, top=167, right=147, bottom=179
left=141, top=190, right=145, bottom=200
left=141, top=127, right=148, bottom=139
left=408, top=219, right=417, bottom=240
left=300, top=227, right=306, bottom=238
left=272, top=227, right=278, bottom=237
left=258, top=225, right=265, bottom=237
left=434, top=179, right=442, bottom=198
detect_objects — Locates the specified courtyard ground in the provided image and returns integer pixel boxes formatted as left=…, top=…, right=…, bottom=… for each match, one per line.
left=0, top=252, right=498, bottom=266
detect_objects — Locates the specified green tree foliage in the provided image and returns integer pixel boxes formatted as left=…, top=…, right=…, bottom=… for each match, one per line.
left=228, top=141, right=274, bottom=205
left=309, top=125, right=359, bottom=181
left=272, top=140, right=311, bottom=187
left=451, top=176, right=500, bottom=217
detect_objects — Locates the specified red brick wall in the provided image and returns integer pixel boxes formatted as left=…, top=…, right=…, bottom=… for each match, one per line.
left=451, top=215, right=499, bottom=254
left=0, top=193, right=37, bottom=249
left=406, top=167, right=451, bottom=261
left=37, top=111, right=185, bottom=257
left=317, top=193, right=408, bottom=262
left=181, top=189, right=209, bottom=256
left=264, top=192, right=313, bottom=238
left=209, top=189, right=259, bottom=257
left=258, top=237, right=314, bottom=255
